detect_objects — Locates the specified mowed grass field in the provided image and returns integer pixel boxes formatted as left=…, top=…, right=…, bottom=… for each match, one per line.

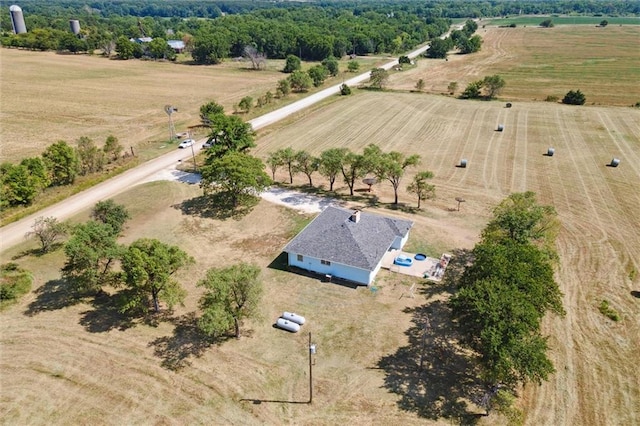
left=2, top=25, right=640, bottom=425
left=390, top=25, right=640, bottom=106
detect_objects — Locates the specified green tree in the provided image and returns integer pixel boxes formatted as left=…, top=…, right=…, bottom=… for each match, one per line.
left=372, top=149, right=421, bottom=205
left=347, top=60, right=360, bottom=72
left=120, top=238, right=194, bottom=314
left=0, top=263, right=33, bottom=308
left=42, top=141, right=79, bottom=186
left=599, top=20, right=609, bottom=27
left=407, top=171, right=435, bottom=208
left=197, top=262, right=263, bottom=339
left=307, top=65, right=329, bottom=87
left=148, top=37, right=175, bottom=60
left=294, top=150, right=320, bottom=187
left=62, top=221, right=122, bottom=294
left=204, top=114, right=256, bottom=161
left=341, top=151, right=368, bottom=196
left=288, top=70, right=313, bottom=92
left=460, top=80, right=483, bottom=99
left=199, top=101, right=225, bottom=126
left=458, top=34, right=483, bottom=54
left=26, top=216, right=69, bottom=253
left=115, top=36, right=135, bottom=59
left=426, top=37, right=451, bottom=59
left=398, top=55, right=411, bottom=65
left=20, top=157, right=50, bottom=191
left=238, top=96, right=253, bottom=113
left=200, top=152, right=271, bottom=207
left=483, top=74, right=506, bottom=99
left=462, top=19, right=479, bottom=36
left=192, top=32, right=231, bottom=64
left=266, top=150, right=284, bottom=181
left=0, top=163, right=39, bottom=207
left=277, top=79, right=291, bottom=98
left=77, top=136, right=106, bottom=176
left=319, top=148, right=347, bottom=191
left=275, top=147, right=297, bottom=184
left=103, top=135, right=123, bottom=162
left=321, top=56, right=339, bottom=76
left=562, top=89, right=586, bottom=105
left=283, top=54, right=301, bottom=73
left=540, top=19, right=554, bottom=28
left=340, top=83, right=352, bottom=96
left=91, top=200, right=130, bottom=237
left=369, top=68, right=389, bottom=89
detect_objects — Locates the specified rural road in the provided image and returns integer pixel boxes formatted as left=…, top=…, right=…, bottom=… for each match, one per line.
left=0, top=43, right=433, bottom=252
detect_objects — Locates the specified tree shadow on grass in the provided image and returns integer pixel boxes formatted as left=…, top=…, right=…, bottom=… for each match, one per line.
left=149, top=312, right=229, bottom=371
left=11, top=243, right=65, bottom=260
left=24, top=279, right=84, bottom=316
left=78, top=290, right=137, bottom=333
left=377, top=248, right=485, bottom=424
left=173, top=192, right=258, bottom=221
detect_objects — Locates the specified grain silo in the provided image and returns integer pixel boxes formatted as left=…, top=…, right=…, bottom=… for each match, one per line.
left=9, top=5, right=27, bottom=34
left=69, top=19, right=81, bottom=35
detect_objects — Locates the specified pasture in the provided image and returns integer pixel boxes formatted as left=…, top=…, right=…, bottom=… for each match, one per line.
left=1, top=25, right=640, bottom=425
left=2, top=90, right=639, bottom=425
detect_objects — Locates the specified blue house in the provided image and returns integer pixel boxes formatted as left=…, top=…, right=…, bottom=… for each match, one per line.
left=283, top=206, right=413, bottom=285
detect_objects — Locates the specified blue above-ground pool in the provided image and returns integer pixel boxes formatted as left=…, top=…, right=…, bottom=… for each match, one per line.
left=414, top=253, right=426, bottom=261
left=394, top=255, right=413, bottom=267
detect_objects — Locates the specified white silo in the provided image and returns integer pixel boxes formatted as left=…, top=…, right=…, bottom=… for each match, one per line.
left=69, top=19, right=81, bottom=35
left=10, top=5, right=27, bottom=34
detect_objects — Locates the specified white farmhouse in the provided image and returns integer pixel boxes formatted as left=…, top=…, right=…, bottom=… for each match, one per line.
left=283, top=206, right=413, bottom=285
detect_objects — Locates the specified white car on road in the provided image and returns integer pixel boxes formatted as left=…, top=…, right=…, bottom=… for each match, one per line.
left=178, top=139, right=195, bottom=149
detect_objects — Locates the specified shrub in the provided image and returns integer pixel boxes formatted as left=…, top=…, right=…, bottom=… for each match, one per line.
left=599, top=300, right=621, bottom=321
left=545, top=95, right=559, bottom=102
left=0, top=263, right=33, bottom=308
left=340, top=84, right=351, bottom=96
left=562, top=90, right=586, bottom=105
left=540, top=19, right=554, bottom=28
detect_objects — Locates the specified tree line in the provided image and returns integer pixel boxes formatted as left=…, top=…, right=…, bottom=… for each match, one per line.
left=449, top=191, right=564, bottom=416
left=1, top=136, right=127, bottom=210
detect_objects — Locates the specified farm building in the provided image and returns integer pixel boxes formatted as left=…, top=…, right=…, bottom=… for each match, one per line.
left=283, top=206, right=413, bottom=285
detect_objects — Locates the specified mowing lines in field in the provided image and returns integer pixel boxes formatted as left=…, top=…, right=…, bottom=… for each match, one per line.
left=443, top=107, right=488, bottom=188
left=554, top=109, right=608, bottom=242
left=508, top=110, right=529, bottom=193
left=595, top=111, right=640, bottom=179
left=482, top=108, right=510, bottom=192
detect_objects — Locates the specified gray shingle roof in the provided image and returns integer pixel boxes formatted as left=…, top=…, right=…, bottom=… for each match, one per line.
left=283, top=206, right=413, bottom=271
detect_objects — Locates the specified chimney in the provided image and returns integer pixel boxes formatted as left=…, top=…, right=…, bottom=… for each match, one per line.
left=350, top=210, right=361, bottom=223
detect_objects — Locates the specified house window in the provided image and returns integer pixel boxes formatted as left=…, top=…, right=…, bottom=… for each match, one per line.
left=297, top=254, right=303, bottom=262
left=321, top=259, right=331, bottom=266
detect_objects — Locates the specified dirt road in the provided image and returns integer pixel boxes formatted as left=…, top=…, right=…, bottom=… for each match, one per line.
left=0, top=43, right=435, bottom=252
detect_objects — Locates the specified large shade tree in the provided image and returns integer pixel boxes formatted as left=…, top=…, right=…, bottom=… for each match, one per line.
left=197, top=262, right=264, bottom=339
left=120, top=238, right=194, bottom=314
left=200, top=152, right=271, bottom=207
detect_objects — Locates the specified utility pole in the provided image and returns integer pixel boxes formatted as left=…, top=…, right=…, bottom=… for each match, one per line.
left=189, top=131, right=197, bottom=172
left=308, top=332, right=316, bottom=404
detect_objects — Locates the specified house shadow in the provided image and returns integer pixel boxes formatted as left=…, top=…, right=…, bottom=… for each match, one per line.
left=376, top=248, right=485, bottom=423
left=173, top=192, right=258, bottom=221
left=149, top=312, right=227, bottom=371
left=267, top=253, right=359, bottom=290
left=24, top=279, right=84, bottom=316
left=78, top=290, right=136, bottom=333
